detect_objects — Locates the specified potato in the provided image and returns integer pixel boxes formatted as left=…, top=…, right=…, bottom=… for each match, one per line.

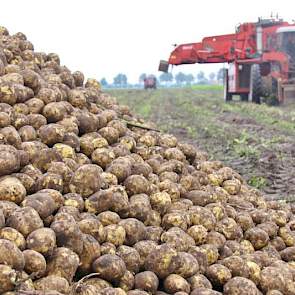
left=223, top=277, right=259, bottom=295
left=34, top=275, right=70, bottom=294
left=221, top=256, right=250, bottom=278
left=280, top=246, right=295, bottom=262
left=0, top=264, right=17, bottom=293
left=173, top=252, right=199, bottom=278
left=92, top=254, right=126, bottom=282
left=117, top=245, right=141, bottom=273
left=150, top=192, right=171, bottom=215
left=26, top=228, right=56, bottom=257
left=145, top=226, right=163, bottom=242
left=163, top=274, right=190, bottom=294
left=31, top=147, right=62, bottom=172
left=278, top=226, right=295, bottom=247
left=51, top=214, right=83, bottom=254
left=23, top=249, right=46, bottom=277
left=72, top=71, right=84, bottom=87
left=199, top=244, right=219, bottom=265
left=99, top=126, right=120, bottom=144
left=39, top=188, right=64, bottom=210
left=119, top=218, right=146, bottom=246
left=259, top=266, right=286, bottom=293
left=0, top=200, right=19, bottom=219
left=98, top=211, right=121, bottom=226
left=145, top=244, right=177, bottom=278
left=188, top=274, right=212, bottom=290
left=27, top=113, right=47, bottom=129
left=124, top=175, right=150, bottom=196
left=162, top=212, right=188, bottom=231
left=235, top=212, right=254, bottom=232
left=69, top=164, right=102, bottom=197
left=0, top=126, right=22, bottom=148
left=7, top=206, right=43, bottom=237
left=25, top=97, right=44, bottom=114
left=134, top=271, right=159, bottom=293
left=79, top=218, right=106, bottom=243
left=92, top=148, right=115, bottom=169
left=244, top=227, right=270, bottom=250
left=47, top=247, right=80, bottom=283
left=107, top=158, right=132, bottom=183
left=187, top=225, right=208, bottom=245
left=101, top=242, right=117, bottom=255
left=21, top=192, right=56, bottom=219
left=0, top=145, right=21, bottom=176
left=0, top=111, right=10, bottom=127
left=216, top=217, right=242, bottom=240
left=0, top=239, right=25, bottom=270
left=117, top=270, right=135, bottom=292
left=0, top=83, right=17, bottom=105
left=79, top=234, right=101, bottom=274
left=0, top=227, right=26, bottom=250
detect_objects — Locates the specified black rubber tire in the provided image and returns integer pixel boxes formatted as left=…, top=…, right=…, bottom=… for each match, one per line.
left=249, top=64, right=262, bottom=104
left=224, top=69, right=233, bottom=102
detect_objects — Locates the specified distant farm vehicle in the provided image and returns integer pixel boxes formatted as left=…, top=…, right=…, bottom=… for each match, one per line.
left=159, top=17, right=295, bottom=104
left=144, top=75, right=157, bottom=89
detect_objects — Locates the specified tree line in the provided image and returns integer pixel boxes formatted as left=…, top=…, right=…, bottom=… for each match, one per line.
left=100, top=68, right=224, bottom=88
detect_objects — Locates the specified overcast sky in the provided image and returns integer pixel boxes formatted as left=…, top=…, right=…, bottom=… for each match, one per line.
left=0, top=0, right=294, bottom=83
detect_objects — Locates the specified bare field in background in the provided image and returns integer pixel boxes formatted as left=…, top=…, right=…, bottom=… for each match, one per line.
left=108, top=87, right=295, bottom=201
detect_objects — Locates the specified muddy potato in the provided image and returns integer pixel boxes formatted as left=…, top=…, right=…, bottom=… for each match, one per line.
left=117, top=270, right=135, bottom=292
left=205, top=264, right=232, bottom=287
left=187, top=225, right=208, bottom=245
left=0, top=227, right=26, bottom=250
left=92, top=254, right=126, bottom=282
left=124, top=175, right=150, bottom=196
left=97, top=211, right=120, bottom=226
left=270, top=236, right=286, bottom=251
left=101, top=172, right=118, bottom=189
left=0, top=239, right=25, bottom=270
left=205, top=203, right=226, bottom=222
left=163, top=274, right=190, bottom=294
left=259, top=266, right=286, bottom=292
left=145, top=226, right=163, bottom=242
left=257, top=222, right=278, bottom=239
left=244, top=227, right=270, bottom=250
left=144, top=209, right=162, bottom=227
left=188, top=274, right=212, bottom=290
left=189, top=206, right=216, bottom=231
left=0, top=145, right=21, bottom=176
left=63, top=193, right=84, bottom=212
left=280, top=246, right=295, bottom=262
left=18, top=125, right=36, bottom=142
left=0, top=126, right=22, bottom=148
left=127, top=194, right=151, bottom=221
left=199, top=244, right=219, bottom=265
left=223, top=277, right=259, bottom=295
left=92, top=147, right=115, bottom=169
left=215, top=217, right=242, bottom=240
left=0, top=264, right=17, bottom=293
left=173, top=252, right=199, bottom=278
left=21, top=192, right=56, bottom=219
left=145, top=244, right=177, bottom=278
left=0, top=111, right=10, bottom=127
left=0, top=201, right=19, bottom=219
left=162, top=212, right=188, bottom=231
left=26, top=228, right=56, bottom=257
left=278, top=226, right=295, bottom=247
left=99, top=126, right=120, bottom=145
left=150, top=192, right=171, bottom=215
left=119, top=218, right=146, bottom=245
left=221, top=256, right=250, bottom=278
left=134, top=271, right=159, bottom=294
left=58, top=205, right=81, bottom=221
left=37, top=172, right=63, bottom=192
left=79, top=234, right=101, bottom=274
left=47, top=247, right=79, bottom=283
left=131, top=162, right=152, bottom=178
left=105, top=224, right=126, bottom=246
left=69, top=164, right=102, bottom=198
left=266, top=291, right=284, bottom=295
left=7, top=206, right=43, bottom=237
left=235, top=212, right=254, bottom=232
left=27, top=113, right=47, bottom=129
left=107, top=158, right=132, bottom=183
left=38, top=123, right=65, bottom=146
left=101, top=242, right=117, bottom=255
left=34, top=275, right=70, bottom=294
left=0, top=83, right=17, bottom=105
left=51, top=214, right=83, bottom=254
left=85, top=190, right=113, bottom=214
left=38, top=189, right=64, bottom=210
left=117, top=245, right=141, bottom=273
left=23, top=249, right=46, bottom=277
left=25, top=97, right=44, bottom=114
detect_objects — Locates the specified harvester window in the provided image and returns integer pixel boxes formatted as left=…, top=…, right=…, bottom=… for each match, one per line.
left=281, top=32, right=295, bottom=60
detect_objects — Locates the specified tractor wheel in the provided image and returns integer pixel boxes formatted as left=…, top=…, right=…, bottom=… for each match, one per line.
left=249, top=64, right=262, bottom=104
left=224, top=69, right=232, bottom=102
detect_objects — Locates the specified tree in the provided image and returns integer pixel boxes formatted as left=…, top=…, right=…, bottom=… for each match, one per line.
left=139, top=73, right=147, bottom=83
left=209, top=72, right=216, bottom=82
left=175, top=72, right=187, bottom=85
left=113, top=73, right=128, bottom=87
left=100, top=78, right=108, bottom=87
left=217, top=68, right=225, bottom=82
left=159, top=72, right=173, bottom=85
left=186, top=74, right=194, bottom=85
left=196, top=71, right=208, bottom=84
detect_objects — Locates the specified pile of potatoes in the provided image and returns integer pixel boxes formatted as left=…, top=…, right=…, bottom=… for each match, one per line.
left=0, top=26, right=294, bottom=295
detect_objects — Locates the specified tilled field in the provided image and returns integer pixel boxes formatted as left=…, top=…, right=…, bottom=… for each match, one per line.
left=108, top=88, right=295, bottom=201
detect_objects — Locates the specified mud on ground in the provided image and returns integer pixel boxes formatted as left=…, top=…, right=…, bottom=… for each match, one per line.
left=108, top=87, right=295, bottom=201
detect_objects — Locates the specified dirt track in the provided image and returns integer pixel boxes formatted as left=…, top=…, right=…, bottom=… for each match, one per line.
left=108, top=88, right=295, bottom=201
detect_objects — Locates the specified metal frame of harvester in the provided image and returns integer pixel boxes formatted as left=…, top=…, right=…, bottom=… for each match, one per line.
left=159, top=17, right=295, bottom=104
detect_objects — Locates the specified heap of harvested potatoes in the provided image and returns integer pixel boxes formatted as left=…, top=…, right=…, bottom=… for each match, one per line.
left=0, top=26, right=294, bottom=295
